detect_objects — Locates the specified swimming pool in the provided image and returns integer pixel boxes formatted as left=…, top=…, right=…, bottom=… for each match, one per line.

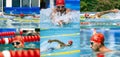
left=80, top=12, right=120, bottom=28
left=40, top=28, right=80, bottom=57
left=80, top=28, right=120, bottom=57
left=40, top=8, right=80, bottom=29
left=0, top=15, right=40, bottom=28
left=0, top=28, right=40, bottom=51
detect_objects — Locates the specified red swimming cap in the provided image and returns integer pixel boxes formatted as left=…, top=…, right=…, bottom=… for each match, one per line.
left=56, top=0, right=65, bottom=6
left=68, top=40, right=73, bottom=44
left=90, top=33, right=104, bottom=43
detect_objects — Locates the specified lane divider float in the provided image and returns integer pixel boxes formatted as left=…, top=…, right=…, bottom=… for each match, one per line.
left=0, top=49, right=40, bottom=57
left=0, top=35, right=40, bottom=44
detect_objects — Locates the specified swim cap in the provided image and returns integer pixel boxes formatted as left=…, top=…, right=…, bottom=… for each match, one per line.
left=68, top=40, right=73, bottom=44
left=56, top=0, right=65, bottom=6
left=13, top=36, right=24, bottom=44
left=90, top=33, right=104, bottom=43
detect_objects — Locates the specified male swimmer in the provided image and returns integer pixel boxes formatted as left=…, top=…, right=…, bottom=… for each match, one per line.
left=84, top=9, right=119, bottom=19
left=11, top=35, right=24, bottom=48
left=90, top=29, right=112, bottom=53
left=51, top=0, right=71, bottom=27
left=11, top=31, right=39, bottom=49
left=41, top=39, right=73, bottom=52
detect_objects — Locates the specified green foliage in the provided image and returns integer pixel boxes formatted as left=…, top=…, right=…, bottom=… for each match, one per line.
left=81, top=0, right=120, bottom=12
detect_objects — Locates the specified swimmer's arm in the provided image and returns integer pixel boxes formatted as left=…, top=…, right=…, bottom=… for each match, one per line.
left=49, top=40, right=65, bottom=45
left=95, top=9, right=119, bottom=17
left=66, top=9, right=71, bottom=14
left=50, top=9, right=57, bottom=19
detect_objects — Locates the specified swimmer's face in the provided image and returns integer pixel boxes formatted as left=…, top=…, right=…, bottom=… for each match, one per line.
left=12, top=36, right=24, bottom=48
left=90, top=41, right=101, bottom=52
left=12, top=40, right=23, bottom=48
left=84, top=13, right=90, bottom=18
left=56, top=5, right=65, bottom=11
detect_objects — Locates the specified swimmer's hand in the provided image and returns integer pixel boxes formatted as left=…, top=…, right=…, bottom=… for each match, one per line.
left=111, top=9, right=119, bottom=13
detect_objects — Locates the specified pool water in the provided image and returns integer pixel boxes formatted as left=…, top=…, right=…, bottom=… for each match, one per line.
left=80, top=12, right=120, bottom=28
left=0, top=15, right=40, bottom=28
left=80, top=28, right=120, bottom=57
left=40, top=8, right=80, bottom=29
left=40, top=28, right=80, bottom=57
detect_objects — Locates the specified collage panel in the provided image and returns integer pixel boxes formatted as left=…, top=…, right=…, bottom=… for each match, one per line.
left=40, top=0, right=80, bottom=29
left=80, top=28, right=120, bottom=57
left=0, top=28, right=40, bottom=57
left=80, top=1, right=120, bottom=57
left=0, top=0, right=41, bottom=57
left=40, top=28, right=80, bottom=57
left=0, top=0, right=40, bottom=28
left=40, top=0, right=80, bottom=57
left=80, top=0, right=120, bottom=28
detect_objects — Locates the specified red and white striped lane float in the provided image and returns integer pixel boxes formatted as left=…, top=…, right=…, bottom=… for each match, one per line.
left=0, top=35, right=40, bottom=44
left=0, top=31, right=23, bottom=37
left=0, top=49, right=40, bottom=57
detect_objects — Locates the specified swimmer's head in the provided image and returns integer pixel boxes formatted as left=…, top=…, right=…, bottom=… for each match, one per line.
left=67, top=40, right=73, bottom=46
left=84, top=13, right=90, bottom=18
left=12, top=36, right=24, bottom=48
left=90, top=33, right=105, bottom=52
left=56, top=0, right=65, bottom=11
left=90, top=33, right=104, bottom=43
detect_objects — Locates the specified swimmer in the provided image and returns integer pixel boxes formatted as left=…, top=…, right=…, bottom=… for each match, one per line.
left=48, top=39, right=73, bottom=48
left=51, top=0, right=71, bottom=27
left=41, top=39, right=73, bottom=52
left=11, top=34, right=40, bottom=50
left=84, top=9, right=119, bottom=19
left=11, top=35, right=24, bottom=48
left=90, top=29, right=112, bottom=53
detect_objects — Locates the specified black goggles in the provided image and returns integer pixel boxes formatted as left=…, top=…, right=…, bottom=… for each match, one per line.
left=12, top=42, right=20, bottom=45
left=90, top=42, right=94, bottom=45
left=57, top=6, right=65, bottom=9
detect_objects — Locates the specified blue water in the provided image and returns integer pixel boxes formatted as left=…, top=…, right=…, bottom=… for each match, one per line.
left=80, top=12, right=120, bottom=28
left=40, top=9, right=80, bottom=29
left=0, top=15, right=40, bottom=28
left=80, top=28, right=120, bottom=57
left=40, top=29, right=80, bottom=57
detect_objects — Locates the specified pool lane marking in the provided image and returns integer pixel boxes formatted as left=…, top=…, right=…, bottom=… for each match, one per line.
left=41, top=50, right=80, bottom=57
left=41, top=33, right=80, bottom=38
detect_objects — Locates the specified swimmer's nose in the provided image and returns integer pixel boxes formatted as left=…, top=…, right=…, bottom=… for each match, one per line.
left=90, top=45, right=92, bottom=48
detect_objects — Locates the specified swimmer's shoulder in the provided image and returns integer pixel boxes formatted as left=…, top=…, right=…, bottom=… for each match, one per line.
left=89, top=15, right=100, bottom=19
left=52, top=8, right=57, bottom=13
left=66, top=8, right=71, bottom=13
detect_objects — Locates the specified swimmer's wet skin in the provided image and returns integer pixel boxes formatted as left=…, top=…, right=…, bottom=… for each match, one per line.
left=90, top=31, right=112, bottom=53
left=48, top=39, right=73, bottom=47
left=83, top=9, right=119, bottom=19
